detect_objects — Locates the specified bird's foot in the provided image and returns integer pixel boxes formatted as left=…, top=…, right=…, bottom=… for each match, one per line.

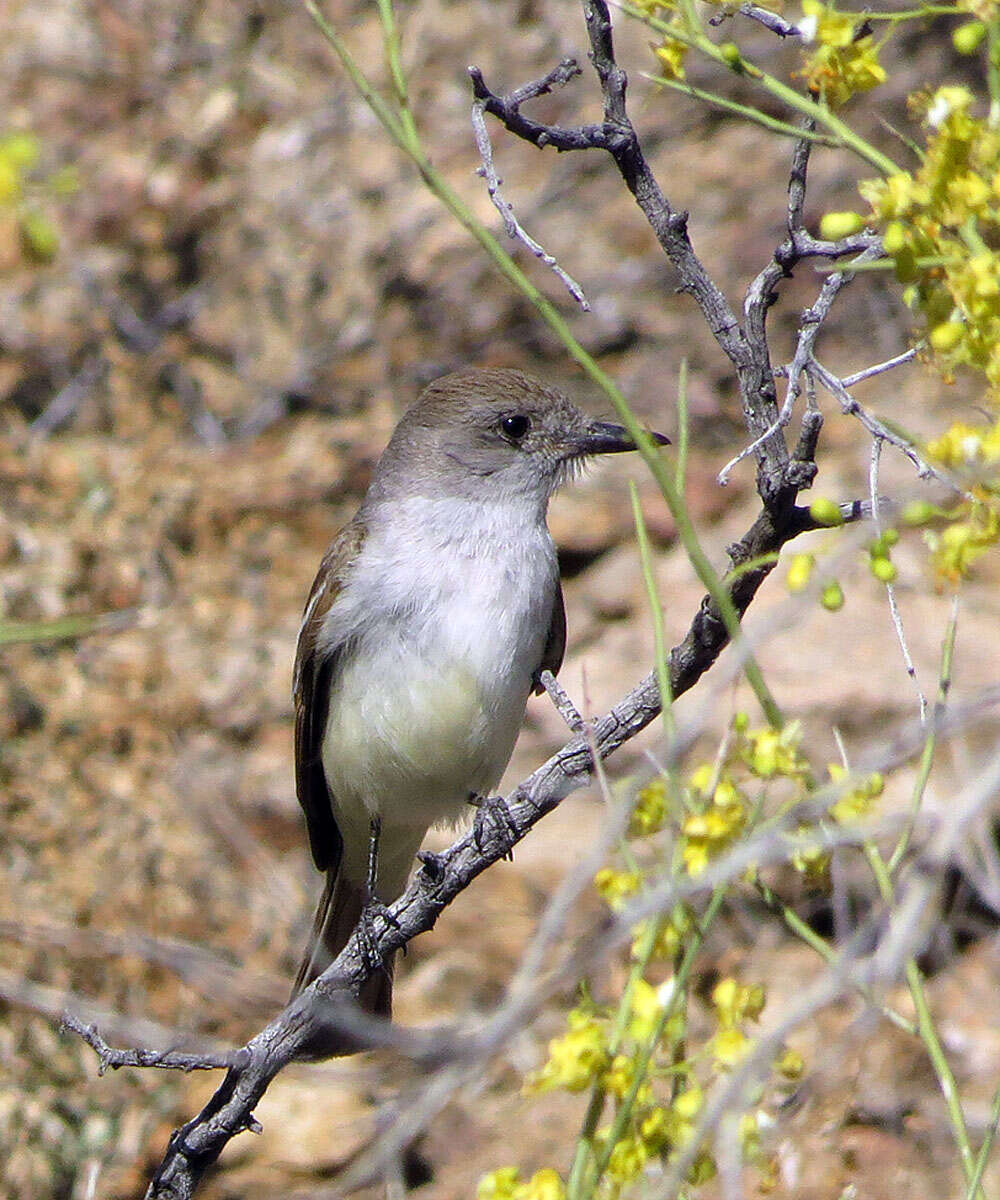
left=467, top=792, right=517, bottom=861
left=358, top=889, right=403, bottom=968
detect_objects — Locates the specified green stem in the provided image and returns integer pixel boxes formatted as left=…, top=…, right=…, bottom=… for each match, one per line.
left=647, top=74, right=841, bottom=147
left=567, top=915, right=662, bottom=1198
left=630, top=482, right=675, bottom=746
left=374, top=0, right=419, bottom=147
left=0, top=611, right=136, bottom=646
left=906, top=956, right=983, bottom=1195
left=581, top=889, right=728, bottom=1198
left=966, top=1077, right=1000, bottom=1200
left=674, top=357, right=689, bottom=496
left=863, top=839, right=982, bottom=1197
left=753, top=877, right=916, bottom=1035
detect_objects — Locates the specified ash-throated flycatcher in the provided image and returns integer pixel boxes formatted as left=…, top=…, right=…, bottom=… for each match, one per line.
left=291, top=368, right=667, bottom=1018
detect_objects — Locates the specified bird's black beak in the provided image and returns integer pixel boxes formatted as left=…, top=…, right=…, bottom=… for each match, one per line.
left=575, top=420, right=671, bottom=455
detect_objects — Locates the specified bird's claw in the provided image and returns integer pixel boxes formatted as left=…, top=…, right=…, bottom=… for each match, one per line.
left=358, top=891, right=402, bottom=968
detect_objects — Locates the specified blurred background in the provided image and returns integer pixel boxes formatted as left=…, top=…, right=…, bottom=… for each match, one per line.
left=2, top=1, right=999, bottom=1197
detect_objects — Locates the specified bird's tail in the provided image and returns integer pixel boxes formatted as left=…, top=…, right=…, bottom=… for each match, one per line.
left=291, top=871, right=393, bottom=1051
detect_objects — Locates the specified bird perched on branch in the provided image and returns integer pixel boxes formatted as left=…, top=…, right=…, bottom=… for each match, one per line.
left=291, top=367, right=667, bottom=1047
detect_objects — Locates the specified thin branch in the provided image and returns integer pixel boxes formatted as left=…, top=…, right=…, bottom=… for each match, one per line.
left=470, top=95, right=591, bottom=308
left=870, top=437, right=928, bottom=724
left=735, top=2, right=803, bottom=37
left=841, top=346, right=918, bottom=387
left=810, top=357, right=969, bottom=495
left=60, top=1014, right=238, bottom=1077
left=537, top=668, right=587, bottom=732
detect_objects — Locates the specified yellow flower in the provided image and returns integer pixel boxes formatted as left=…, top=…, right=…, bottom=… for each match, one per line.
left=627, top=978, right=668, bottom=1041
left=479, top=1167, right=521, bottom=1199
left=674, top=1081, right=704, bottom=1120
left=776, top=1046, right=805, bottom=1079
left=786, top=552, right=815, bottom=592
left=604, top=1054, right=635, bottom=1099
left=518, top=1169, right=566, bottom=1200
left=744, top=722, right=809, bottom=780
left=655, top=36, right=688, bottom=80
left=860, top=171, right=928, bottom=220
left=606, top=1134, right=648, bottom=1184
left=712, top=976, right=766, bottom=1025
left=629, top=778, right=667, bottom=838
left=827, top=764, right=884, bottom=823
left=594, top=867, right=642, bottom=910
left=799, top=0, right=853, bottom=47
left=925, top=85, right=975, bottom=128
left=925, top=500, right=1000, bottom=579
left=711, top=1025, right=751, bottom=1067
left=524, top=1010, right=609, bottom=1094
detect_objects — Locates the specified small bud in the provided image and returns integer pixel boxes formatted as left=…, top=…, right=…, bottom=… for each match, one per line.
left=19, top=210, right=58, bottom=262
left=882, top=528, right=899, bottom=547
left=719, top=42, right=742, bottom=69
left=902, top=500, right=936, bottom=526
left=809, top=497, right=844, bottom=526
left=776, top=1047, right=805, bottom=1079
left=870, top=556, right=897, bottom=583
left=929, top=321, right=964, bottom=353
left=820, top=581, right=844, bottom=611
left=882, top=221, right=908, bottom=255
left=952, top=20, right=986, bottom=54
left=0, top=131, right=39, bottom=169
left=819, top=211, right=865, bottom=240
left=786, top=552, right=815, bottom=593
left=892, top=246, right=919, bottom=283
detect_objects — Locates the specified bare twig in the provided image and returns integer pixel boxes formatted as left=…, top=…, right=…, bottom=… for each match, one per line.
left=735, top=2, right=802, bottom=37
left=842, top=346, right=918, bottom=387
left=810, top=357, right=969, bottom=494
left=469, top=65, right=590, bottom=308
left=869, top=437, right=928, bottom=724
left=537, top=668, right=586, bottom=732
left=60, top=1014, right=238, bottom=1077
left=29, top=355, right=108, bottom=437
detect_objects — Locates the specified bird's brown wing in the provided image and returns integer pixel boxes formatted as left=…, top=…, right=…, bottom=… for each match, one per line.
left=533, top=578, right=566, bottom=693
left=293, top=518, right=367, bottom=872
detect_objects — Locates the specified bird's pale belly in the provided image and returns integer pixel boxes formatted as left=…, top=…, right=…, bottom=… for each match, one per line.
left=321, top=640, right=529, bottom=834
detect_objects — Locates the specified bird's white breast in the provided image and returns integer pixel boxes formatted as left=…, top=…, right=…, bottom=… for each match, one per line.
left=318, top=494, right=558, bottom=869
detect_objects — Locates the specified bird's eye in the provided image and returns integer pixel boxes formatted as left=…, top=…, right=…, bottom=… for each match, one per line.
left=500, top=413, right=531, bottom=440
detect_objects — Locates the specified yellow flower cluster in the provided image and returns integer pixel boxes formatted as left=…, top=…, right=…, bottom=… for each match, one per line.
left=862, top=87, right=1000, bottom=392
left=478, top=1167, right=566, bottom=1200
left=925, top=497, right=1000, bottom=579
left=655, top=32, right=689, bottom=81
left=681, top=765, right=748, bottom=876
left=629, top=778, right=668, bottom=838
left=709, top=977, right=766, bottom=1067
left=919, top=420, right=1000, bottom=579
left=524, top=1009, right=609, bottom=1095
left=796, top=0, right=886, bottom=107
left=594, top=867, right=643, bottom=910
left=741, top=721, right=811, bottom=781
left=826, top=764, right=884, bottom=824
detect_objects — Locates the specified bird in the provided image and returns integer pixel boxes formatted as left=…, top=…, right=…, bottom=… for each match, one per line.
left=290, top=367, right=667, bottom=1040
